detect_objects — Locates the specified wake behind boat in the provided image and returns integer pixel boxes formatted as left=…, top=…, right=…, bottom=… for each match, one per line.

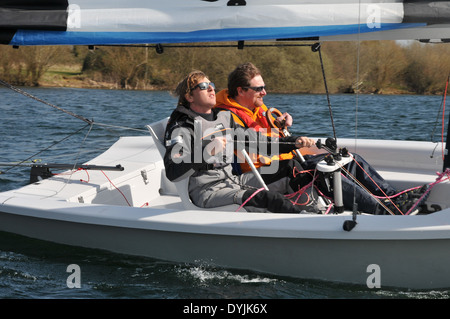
left=1, top=0, right=450, bottom=290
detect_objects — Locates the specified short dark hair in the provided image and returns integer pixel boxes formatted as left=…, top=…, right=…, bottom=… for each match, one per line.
left=228, top=62, right=261, bottom=98
left=174, top=70, right=208, bottom=108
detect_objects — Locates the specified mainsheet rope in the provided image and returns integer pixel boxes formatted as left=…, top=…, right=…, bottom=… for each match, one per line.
left=285, top=154, right=446, bottom=216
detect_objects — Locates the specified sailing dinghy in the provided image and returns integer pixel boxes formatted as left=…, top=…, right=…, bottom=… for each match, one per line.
left=1, top=1, right=450, bottom=289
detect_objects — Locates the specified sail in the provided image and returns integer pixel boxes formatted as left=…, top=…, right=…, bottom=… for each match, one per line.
left=1, top=0, right=450, bottom=46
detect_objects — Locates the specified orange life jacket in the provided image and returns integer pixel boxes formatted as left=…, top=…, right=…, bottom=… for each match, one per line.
left=215, top=89, right=295, bottom=173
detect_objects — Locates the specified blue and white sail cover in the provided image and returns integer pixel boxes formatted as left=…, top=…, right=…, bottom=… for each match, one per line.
left=1, top=0, right=450, bottom=45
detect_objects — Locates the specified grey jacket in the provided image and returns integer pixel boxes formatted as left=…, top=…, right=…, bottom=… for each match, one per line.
left=163, top=105, right=299, bottom=208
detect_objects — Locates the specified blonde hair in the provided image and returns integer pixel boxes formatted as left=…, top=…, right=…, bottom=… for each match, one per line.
left=174, top=70, right=207, bottom=108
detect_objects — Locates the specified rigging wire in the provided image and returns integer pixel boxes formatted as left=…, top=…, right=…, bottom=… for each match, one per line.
left=0, top=78, right=147, bottom=133
left=343, top=0, right=363, bottom=231
left=0, top=79, right=149, bottom=179
left=40, top=122, right=95, bottom=198
left=441, top=75, right=449, bottom=161
left=430, top=74, right=449, bottom=141
left=315, top=44, right=337, bottom=142
left=0, top=78, right=93, bottom=125
left=429, top=75, right=450, bottom=169
left=0, top=78, right=149, bottom=174
left=0, top=123, right=91, bottom=175
left=353, top=25, right=361, bottom=217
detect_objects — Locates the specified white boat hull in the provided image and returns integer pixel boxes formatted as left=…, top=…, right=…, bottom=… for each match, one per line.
left=1, top=134, right=450, bottom=289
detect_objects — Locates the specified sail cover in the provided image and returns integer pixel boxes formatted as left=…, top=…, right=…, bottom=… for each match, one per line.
left=1, top=0, right=450, bottom=46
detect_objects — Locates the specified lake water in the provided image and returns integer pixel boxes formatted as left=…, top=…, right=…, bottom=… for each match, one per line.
left=0, top=86, right=449, bottom=302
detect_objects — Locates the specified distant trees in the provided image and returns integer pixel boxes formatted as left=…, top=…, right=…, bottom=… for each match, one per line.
left=82, top=46, right=151, bottom=89
left=322, top=41, right=450, bottom=94
left=360, top=41, right=408, bottom=93
left=0, top=41, right=449, bottom=94
left=81, top=43, right=329, bottom=92
left=322, top=41, right=409, bottom=94
left=402, top=42, right=450, bottom=94
left=0, top=46, right=69, bottom=86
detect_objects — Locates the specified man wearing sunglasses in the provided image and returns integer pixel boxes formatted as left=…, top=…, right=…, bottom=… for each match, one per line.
left=215, top=62, right=428, bottom=215
left=215, top=62, right=307, bottom=182
left=163, top=70, right=318, bottom=214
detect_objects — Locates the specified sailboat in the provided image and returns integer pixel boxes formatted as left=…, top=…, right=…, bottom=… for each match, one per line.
left=1, top=1, right=450, bottom=289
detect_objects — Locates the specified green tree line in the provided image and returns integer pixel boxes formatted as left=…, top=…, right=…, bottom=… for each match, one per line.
left=0, top=41, right=449, bottom=94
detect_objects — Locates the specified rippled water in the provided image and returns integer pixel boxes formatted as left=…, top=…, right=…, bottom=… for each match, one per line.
left=0, top=86, right=448, bottom=300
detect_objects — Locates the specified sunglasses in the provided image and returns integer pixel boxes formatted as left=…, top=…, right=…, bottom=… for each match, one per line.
left=191, top=82, right=215, bottom=91
left=244, top=86, right=266, bottom=92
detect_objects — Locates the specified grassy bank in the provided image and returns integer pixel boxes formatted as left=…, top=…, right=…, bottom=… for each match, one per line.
left=2, top=41, right=450, bottom=95
left=40, top=64, right=116, bottom=89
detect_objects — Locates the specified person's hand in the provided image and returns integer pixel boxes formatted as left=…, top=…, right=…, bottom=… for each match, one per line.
left=276, top=112, right=293, bottom=127
left=205, top=137, right=227, bottom=156
left=295, top=136, right=315, bottom=148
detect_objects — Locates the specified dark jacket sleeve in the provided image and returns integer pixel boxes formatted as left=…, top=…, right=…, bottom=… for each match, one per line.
left=163, top=116, right=209, bottom=182
left=230, top=119, right=300, bottom=156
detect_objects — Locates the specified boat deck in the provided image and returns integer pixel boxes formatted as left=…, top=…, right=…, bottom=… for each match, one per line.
left=1, top=135, right=448, bottom=214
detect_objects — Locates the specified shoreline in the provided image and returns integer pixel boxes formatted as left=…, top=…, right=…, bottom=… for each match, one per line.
left=4, top=65, right=436, bottom=95
left=36, top=76, right=421, bottom=95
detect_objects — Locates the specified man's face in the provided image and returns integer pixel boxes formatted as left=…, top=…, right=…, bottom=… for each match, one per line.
left=188, top=77, right=216, bottom=112
left=238, top=74, right=267, bottom=110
